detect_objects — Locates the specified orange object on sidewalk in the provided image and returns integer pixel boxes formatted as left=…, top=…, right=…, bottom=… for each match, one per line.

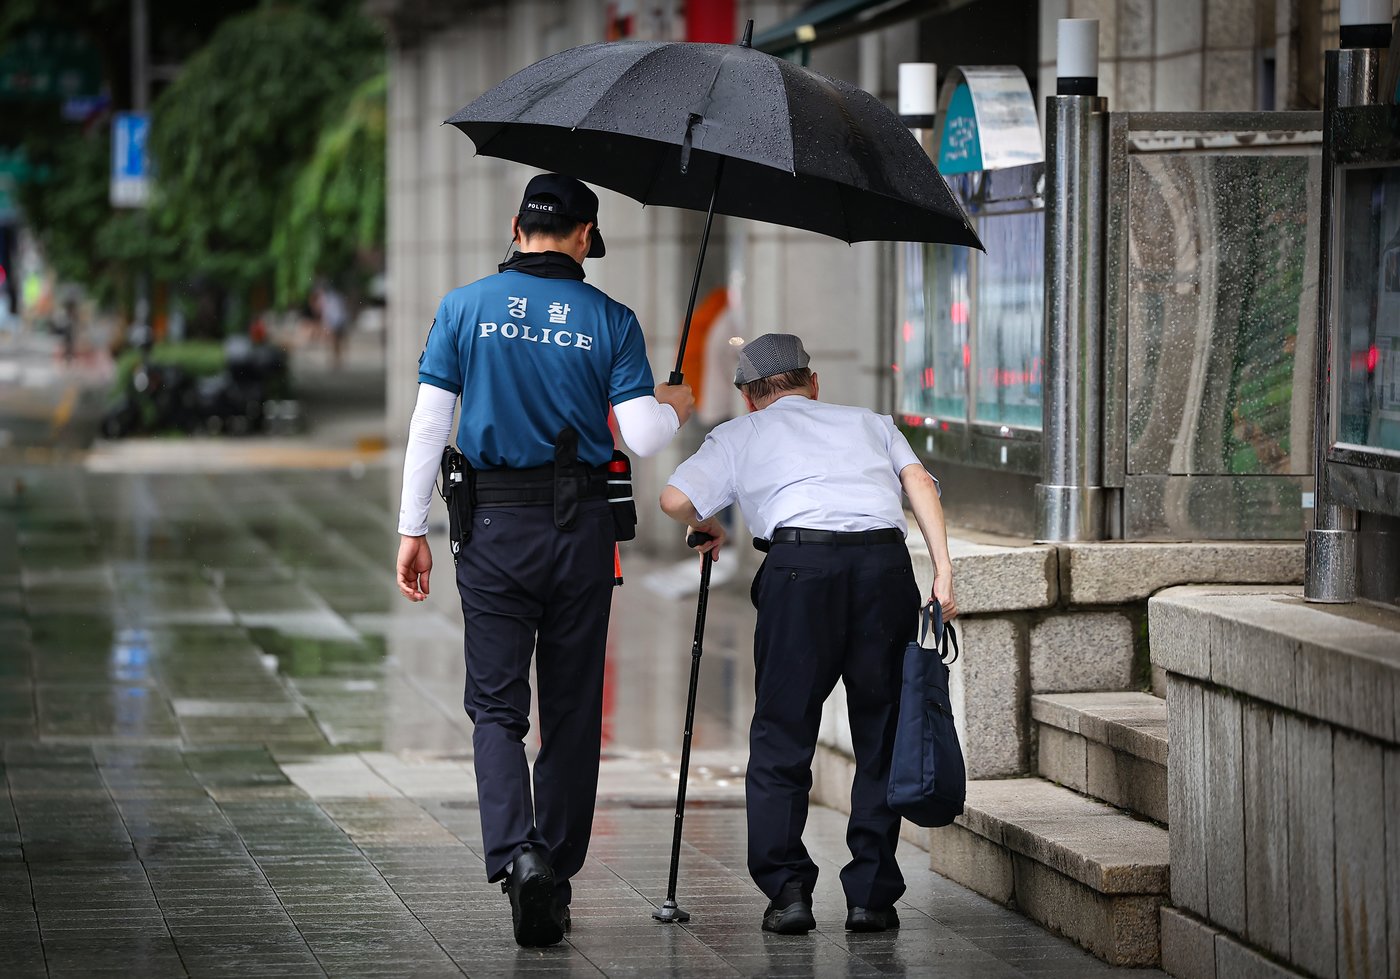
left=680, top=287, right=729, bottom=408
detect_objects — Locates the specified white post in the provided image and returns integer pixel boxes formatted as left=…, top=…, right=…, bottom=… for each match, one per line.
left=1056, top=18, right=1099, bottom=96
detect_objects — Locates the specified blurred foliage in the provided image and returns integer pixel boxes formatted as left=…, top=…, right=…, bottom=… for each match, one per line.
left=18, top=128, right=180, bottom=308
left=149, top=5, right=383, bottom=299
left=271, top=71, right=386, bottom=307
left=112, top=340, right=226, bottom=390
left=8, top=1, right=384, bottom=323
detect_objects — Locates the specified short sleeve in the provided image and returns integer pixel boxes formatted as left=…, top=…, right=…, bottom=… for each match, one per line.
left=881, top=416, right=919, bottom=471
left=887, top=418, right=940, bottom=495
left=609, top=309, right=655, bottom=405
left=666, top=434, right=737, bottom=521
left=417, top=297, right=462, bottom=395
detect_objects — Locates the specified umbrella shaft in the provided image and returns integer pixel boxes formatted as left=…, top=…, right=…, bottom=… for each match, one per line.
left=669, top=160, right=726, bottom=386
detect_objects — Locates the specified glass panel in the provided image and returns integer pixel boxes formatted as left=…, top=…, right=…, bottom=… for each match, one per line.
left=896, top=241, right=969, bottom=420
left=1125, top=153, right=1317, bottom=475
left=1336, top=165, right=1400, bottom=457
left=973, top=211, right=1044, bottom=428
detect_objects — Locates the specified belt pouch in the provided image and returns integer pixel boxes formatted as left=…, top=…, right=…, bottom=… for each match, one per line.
left=606, top=450, right=637, bottom=542
left=553, top=428, right=585, bottom=531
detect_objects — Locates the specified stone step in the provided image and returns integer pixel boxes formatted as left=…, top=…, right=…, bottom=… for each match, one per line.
left=929, top=777, right=1170, bottom=967
left=1032, top=691, right=1168, bottom=824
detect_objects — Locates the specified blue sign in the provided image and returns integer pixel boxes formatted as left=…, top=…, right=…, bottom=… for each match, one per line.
left=110, top=112, right=150, bottom=207
left=937, top=84, right=983, bottom=176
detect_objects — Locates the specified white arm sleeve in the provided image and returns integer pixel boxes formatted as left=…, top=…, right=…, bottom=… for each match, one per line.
left=397, top=384, right=457, bottom=537
left=614, top=395, right=679, bottom=457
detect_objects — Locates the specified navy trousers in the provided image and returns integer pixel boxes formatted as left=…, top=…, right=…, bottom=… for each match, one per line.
left=455, top=499, right=614, bottom=906
left=746, top=538, right=920, bottom=910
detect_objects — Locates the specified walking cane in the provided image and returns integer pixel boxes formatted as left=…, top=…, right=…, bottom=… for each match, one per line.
left=652, top=531, right=715, bottom=924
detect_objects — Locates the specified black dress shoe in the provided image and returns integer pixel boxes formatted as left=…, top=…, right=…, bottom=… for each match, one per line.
left=502, top=849, right=564, bottom=947
left=557, top=903, right=571, bottom=934
left=761, top=881, right=815, bottom=934
left=845, top=906, right=900, bottom=932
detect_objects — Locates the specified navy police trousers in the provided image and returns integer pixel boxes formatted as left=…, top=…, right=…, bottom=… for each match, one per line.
left=454, top=499, right=614, bottom=907
left=747, top=538, right=920, bottom=910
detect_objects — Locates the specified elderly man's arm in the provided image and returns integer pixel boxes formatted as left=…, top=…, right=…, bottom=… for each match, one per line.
left=660, top=484, right=727, bottom=561
left=900, top=464, right=956, bottom=620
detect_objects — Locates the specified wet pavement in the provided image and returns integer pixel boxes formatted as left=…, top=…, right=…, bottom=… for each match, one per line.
left=0, top=465, right=1158, bottom=977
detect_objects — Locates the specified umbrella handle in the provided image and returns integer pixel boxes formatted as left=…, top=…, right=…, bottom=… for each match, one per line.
left=668, top=370, right=685, bottom=386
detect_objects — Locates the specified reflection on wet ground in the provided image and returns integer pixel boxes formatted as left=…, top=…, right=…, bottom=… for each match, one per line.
left=0, top=467, right=1154, bottom=977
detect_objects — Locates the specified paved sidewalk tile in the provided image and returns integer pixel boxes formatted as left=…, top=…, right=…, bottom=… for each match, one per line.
left=0, top=468, right=1162, bottom=977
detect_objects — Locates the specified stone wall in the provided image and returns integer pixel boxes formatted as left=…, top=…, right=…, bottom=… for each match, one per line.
left=816, top=537, right=1305, bottom=783
left=1150, top=586, right=1400, bottom=979
left=1035, top=0, right=1400, bottom=114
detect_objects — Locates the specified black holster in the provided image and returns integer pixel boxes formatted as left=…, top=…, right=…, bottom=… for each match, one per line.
left=553, top=428, right=590, bottom=531
left=441, top=446, right=473, bottom=562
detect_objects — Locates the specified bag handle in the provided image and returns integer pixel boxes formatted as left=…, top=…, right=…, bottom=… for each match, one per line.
left=917, top=600, right=960, bottom=664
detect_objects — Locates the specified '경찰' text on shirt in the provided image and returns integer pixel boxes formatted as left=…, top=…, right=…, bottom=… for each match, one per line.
left=417, top=269, right=654, bottom=469
left=665, top=396, right=934, bottom=540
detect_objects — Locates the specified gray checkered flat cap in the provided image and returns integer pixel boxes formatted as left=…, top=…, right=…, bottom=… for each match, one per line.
left=734, top=333, right=810, bottom=385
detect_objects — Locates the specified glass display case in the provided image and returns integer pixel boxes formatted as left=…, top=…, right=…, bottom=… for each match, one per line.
left=1336, top=164, right=1400, bottom=458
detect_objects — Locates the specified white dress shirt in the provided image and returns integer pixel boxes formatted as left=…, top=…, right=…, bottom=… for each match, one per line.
left=666, top=395, right=934, bottom=540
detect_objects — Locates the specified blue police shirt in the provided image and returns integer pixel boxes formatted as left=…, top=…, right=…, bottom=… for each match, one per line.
left=418, top=269, right=654, bottom=469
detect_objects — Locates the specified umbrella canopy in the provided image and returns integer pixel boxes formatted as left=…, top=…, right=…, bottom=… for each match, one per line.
left=447, top=38, right=982, bottom=250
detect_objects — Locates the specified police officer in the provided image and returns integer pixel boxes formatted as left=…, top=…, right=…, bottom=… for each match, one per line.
left=396, top=173, right=694, bottom=947
left=659, top=333, right=956, bottom=935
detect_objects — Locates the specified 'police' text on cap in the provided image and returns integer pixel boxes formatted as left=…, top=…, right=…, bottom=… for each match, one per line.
left=517, top=174, right=607, bottom=258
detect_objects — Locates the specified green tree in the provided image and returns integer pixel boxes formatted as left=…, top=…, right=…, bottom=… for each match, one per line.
left=271, top=71, right=385, bottom=307
left=148, top=4, right=382, bottom=299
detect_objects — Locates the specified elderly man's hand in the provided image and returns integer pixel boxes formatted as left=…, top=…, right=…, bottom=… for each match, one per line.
left=933, top=569, right=956, bottom=620
left=397, top=535, right=433, bottom=602
left=687, top=517, right=726, bottom=562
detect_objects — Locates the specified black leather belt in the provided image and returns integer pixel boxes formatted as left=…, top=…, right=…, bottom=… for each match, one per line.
left=754, top=527, right=904, bottom=551
left=474, top=465, right=609, bottom=506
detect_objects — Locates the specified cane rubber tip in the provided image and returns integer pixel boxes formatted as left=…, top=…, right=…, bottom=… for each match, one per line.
left=652, top=901, right=691, bottom=924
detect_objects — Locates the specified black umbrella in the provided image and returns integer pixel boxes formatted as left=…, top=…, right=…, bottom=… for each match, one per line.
left=447, top=21, right=982, bottom=384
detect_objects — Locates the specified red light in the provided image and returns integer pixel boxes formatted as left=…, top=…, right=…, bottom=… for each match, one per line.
left=950, top=301, right=968, bottom=325
left=962, top=345, right=971, bottom=368
left=1366, top=345, right=1379, bottom=372
left=891, top=363, right=900, bottom=373
left=922, top=367, right=935, bottom=389
left=941, top=421, right=950, bottom=431
left=902, top=320, right=914, bottom=343
left=0, top=266, right=6, bottom=287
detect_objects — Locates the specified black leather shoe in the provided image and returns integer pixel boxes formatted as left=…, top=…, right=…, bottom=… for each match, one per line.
left=761, top=881, right=815, bottom=934
left=501, top=849, right=563, bottom=947
left=557, top=903, right=571, bottom=935
left=845, top=906, right=900, bottom=932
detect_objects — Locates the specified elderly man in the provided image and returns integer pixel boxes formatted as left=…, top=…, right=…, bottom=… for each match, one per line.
left=660, top=333, right=955, bottom=935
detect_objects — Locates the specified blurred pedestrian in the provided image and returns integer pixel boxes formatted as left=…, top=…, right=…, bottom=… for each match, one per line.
left=53, top=294, right=80, bottom=363
left=316, top=281, right=350, bottom=369
left=394, top=173, right=695, bottom=947
left=660, top=333, right=956, bottom=936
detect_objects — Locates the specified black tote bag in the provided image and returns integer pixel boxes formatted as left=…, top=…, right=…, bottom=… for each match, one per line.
left=886, top=600, right=965, bottom=827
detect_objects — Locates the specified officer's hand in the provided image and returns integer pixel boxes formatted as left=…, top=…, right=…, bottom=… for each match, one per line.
left=656, top=383, right=696, bottom=427
left=687, top=517, right=726, bottom=562
left=933, top=570, right=957, bottom=621
left=397, top=535, right=433, bottom=602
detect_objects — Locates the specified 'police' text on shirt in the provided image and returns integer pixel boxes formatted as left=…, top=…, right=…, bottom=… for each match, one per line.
left=478, top=321, right=593, bottom=350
